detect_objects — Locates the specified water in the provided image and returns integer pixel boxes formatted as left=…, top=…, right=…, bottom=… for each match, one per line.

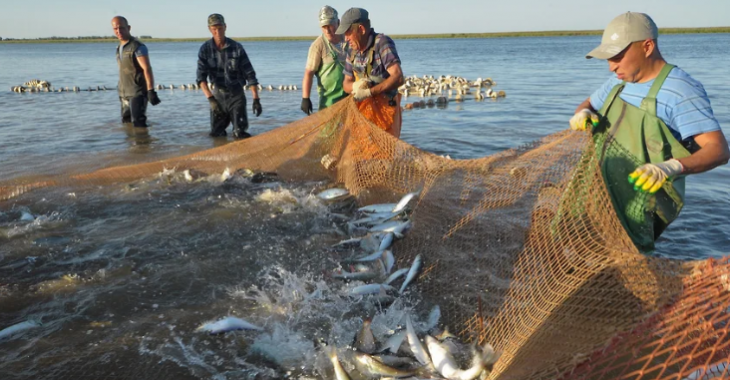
left=1, top=35, right=729, bottom=379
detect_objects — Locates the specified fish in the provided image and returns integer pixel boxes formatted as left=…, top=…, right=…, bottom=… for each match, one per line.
left=400, top=254, right=423, bottom=293
left=425, top=336, right=487, bottom=380
left=360, top=232, right=388, bottom=252
left=380, top=329, right=407, bottom=354
left=350, top=212, right=401, bottom=227
left=355, top=353, right=415, bottom=378
left=329, top=347, right=352, bottom=380
left=317, top=188, right=350, bottom=200
left=350, top=284, right=396, bottom=297
left=405, top=314, right=432, bottom=367
left=0, top=319, right=42, bottom=340
left=369, top=220, right=412, bottom=235
left=383, top=250, right=395, bottom=274
left=424, top=306, right=441, bottom=333
left=384, top=268, right=409, bottom=285
left=195, top=316, right=263, bottom=334
left=355, top=319, right=377, bottom=354
left=332, top=269, right=378, bottom=282
left=344, top=250, right=386, bottom=263
left=358, top=203, right=398, bottom=213
left=372, top=354, right=418, bottom=368
left=379, top=232, right=395, bottom=252
left=332, top=237, right=363, bottom=249
left=392, top=190, right=421, bottom=213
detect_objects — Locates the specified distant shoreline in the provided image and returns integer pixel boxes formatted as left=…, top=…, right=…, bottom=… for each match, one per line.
left=1, top=27, right=728, bottom=43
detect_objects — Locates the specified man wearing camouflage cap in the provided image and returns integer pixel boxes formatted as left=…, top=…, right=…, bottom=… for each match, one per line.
left=338, top=7, right=404, bottom=137
left=300, top=6, right=348, bottom=115
left=569, top=12, right=729, bottom=251
left=197, top=14, right=262, bottom=139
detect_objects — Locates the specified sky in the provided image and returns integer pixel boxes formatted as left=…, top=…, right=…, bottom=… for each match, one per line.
left=0, top=0, right=728, bottom=39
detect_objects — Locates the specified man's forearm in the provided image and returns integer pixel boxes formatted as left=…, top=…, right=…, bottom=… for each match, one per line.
left=250, top=86, right=259, bottom=99
left=575, top=98, right=595, bottom=114
left=200, top=82, right=212, bottom=98
left=371, top=74, right=402, bottom=97
left=678, top=141, right=730, bottom=175
left=302, top=70, right=315, bottom=99
left=143, top=68, right=155, bottom=91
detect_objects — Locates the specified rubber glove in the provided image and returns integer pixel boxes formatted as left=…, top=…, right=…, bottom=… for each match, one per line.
left=569, top=109, right=599, bottom=131
left=301, top=98, right=313, bottom=115
left=252, top=98, right=262, bottom=117
left=628, top=159, right=684, bottom=193
left=148, top=90, right=161, bottom=106
left=207, top=96, right=225, bottom=117
left=352, top=78, right=373, bottom=101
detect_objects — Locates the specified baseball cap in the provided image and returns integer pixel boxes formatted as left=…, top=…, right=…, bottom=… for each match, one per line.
left=319, top=6, right=338, bottom=26
left=335, top=8, right=369, bottom=35
left=208, top=14, right=225, bottom=27
left=586, top=12, right=658, bottom=59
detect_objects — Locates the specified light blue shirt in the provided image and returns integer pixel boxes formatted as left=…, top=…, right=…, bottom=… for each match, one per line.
left=590, top=66, right=720, bottom=142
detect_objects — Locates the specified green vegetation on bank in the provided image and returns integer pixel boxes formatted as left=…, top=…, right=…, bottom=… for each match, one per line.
left=2, top=27, right=728, bottom=43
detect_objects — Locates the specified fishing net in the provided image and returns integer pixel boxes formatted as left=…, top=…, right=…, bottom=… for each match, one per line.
left=1, top=97, right=728, bottom=380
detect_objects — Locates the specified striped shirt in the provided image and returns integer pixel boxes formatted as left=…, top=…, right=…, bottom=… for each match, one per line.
left=590, top=66, right=720, bottom=142
left=343, top=30, right=400, bottom=80
left=196, top=38, right=259, bottom=90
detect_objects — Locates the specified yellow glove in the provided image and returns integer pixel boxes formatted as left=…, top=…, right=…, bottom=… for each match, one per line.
left=352, top=78, right=373, bottom=101
left=569, top=109, right=599, bottom=131
left=628, top=159, right=684, bottom=193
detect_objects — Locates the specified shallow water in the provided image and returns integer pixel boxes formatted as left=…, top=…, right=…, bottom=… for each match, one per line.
left=0, top=34, right=729, bottom=379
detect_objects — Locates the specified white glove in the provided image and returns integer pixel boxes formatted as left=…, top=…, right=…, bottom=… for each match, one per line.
left=628, top=159, right=684, bottom=194
left=352, top=78, right=373, bottom=101
left=569, top=109, right=599, bottom=131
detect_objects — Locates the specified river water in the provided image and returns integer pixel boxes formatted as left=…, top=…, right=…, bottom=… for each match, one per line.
left=0, top=34, right=728, bottom=379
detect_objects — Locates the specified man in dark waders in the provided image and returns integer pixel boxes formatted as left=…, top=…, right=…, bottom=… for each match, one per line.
left=197, top=14, right=262, bottom=139
left=338, top=8, right=404, bottom=138
left=300, top=6, right=348, bottom=115
left=112, top=16, right=161, bottom=128
left=570, top=12, right=730, bottom=252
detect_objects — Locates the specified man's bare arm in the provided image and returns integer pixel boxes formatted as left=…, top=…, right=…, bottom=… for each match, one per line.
left=371, top=63, right=403, bottom=97
left=302, top=69, right=315, bottom=99
left=678, top=130, right=730, bottom=174
left=136, top=55, right=155, bottom=91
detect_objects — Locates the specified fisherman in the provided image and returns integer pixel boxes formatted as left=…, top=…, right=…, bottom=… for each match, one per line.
left=570, top=12, right=729, bottom=252
left=196, top=14, right=262, bottom=138
left=300, top=6, right=348, bottom=115
left=112, top=16, right=161, bottom=128
left=338, top=8, right=404, bottom=138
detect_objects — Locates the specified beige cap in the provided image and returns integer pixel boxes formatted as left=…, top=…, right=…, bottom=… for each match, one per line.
left=586, top=12, right=658, bottom=59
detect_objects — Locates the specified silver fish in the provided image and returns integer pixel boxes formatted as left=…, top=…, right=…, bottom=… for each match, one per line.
left=351, top=212, right=401, bottom=227
left=195, top=316, right=263, bottom=334
left=332, top=269, right=378, bottom=282
left=392, top=190, right=421, bottom=213
left=425, top=305, right=441, bottom=332
left=369, top=220, right=412, bottom=235
left=358, top=203, right=398, bottom=213
left=425, top=336, right=486, bottom=380
left=360, top=232, right=388, bottom=252
left=405, top=314, right=431, bottom=367
left=380, top=329, right=407, bottom=354
left=346, top=250, right=386, bottom=263
left=350, top=283, right=396, bottom=296
left=329, top=347, right=352, bottom=380
left=355, top=353, right=415, bottom=378
left=0, top=319, right=42, bottom=340
left=384, top=268, right=409, bottom=285
left=399, top=254, right=423, bottom=293
left=317, top=188, right=350, bottom=200
left=379, top=232, right=395, bottom=252
left=355, top=319, right=377, bottom=354
left=332, top=237, right=363, bottom=249
left=383, top=250, right=395, bottom=274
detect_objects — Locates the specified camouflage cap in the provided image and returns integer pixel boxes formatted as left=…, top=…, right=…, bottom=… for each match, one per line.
left=208, top=14, right=225, bottom=27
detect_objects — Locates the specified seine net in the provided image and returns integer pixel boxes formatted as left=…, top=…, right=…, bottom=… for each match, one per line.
left=1, top=97, right=728, bottom=380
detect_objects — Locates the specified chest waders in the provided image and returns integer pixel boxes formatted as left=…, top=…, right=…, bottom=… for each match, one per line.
left=316, top=37, right=347, bottom=110
left=593, top=64, right=690, bottom=252
left=350, top=34, right=402, bottom=138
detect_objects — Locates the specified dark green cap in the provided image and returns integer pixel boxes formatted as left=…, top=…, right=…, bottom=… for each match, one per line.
left=208, top=14, right=225, bottom=27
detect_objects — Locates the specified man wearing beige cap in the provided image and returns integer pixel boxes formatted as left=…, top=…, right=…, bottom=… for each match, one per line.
left=300, top=6, right=348, bottom=115
left=570, top=12, right=729, bottom=251
left=196, top=14, right=262, bottom=139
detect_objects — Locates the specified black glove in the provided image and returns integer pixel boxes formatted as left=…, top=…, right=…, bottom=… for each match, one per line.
left=301, top=98, right=313, bottom=115
left=252, top=98, right=262, bottom=117
left=208, top=96, right=225, bottom=117
left=148, top=90, right=161, bottom=106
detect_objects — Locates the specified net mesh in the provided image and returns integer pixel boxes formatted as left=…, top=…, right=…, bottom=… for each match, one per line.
left=2, top=97, right=728, bottom=380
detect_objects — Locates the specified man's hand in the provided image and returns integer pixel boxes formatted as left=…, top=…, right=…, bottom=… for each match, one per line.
left=352, top=78, right=373, bottom=101
left=628, top=159, right=684, bottom=193
left=208, top=96, right=225, bottom=117
left=569, top=109, right=599, bottom=131
left=252, top=98, right=262, bottom=117
left=148, top=90, right=161, bottom=106
left=301, top=98, right=313, bottom=115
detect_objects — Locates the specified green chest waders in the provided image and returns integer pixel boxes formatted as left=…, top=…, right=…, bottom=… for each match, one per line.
left=316, top=37, right=347, bottom=110
left=593, top=64, right=691, bottom=252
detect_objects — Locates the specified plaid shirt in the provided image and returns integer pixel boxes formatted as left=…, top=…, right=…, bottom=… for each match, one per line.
left=196, top=38, right=259, bottom=90
left=343, top=30, right=400, bottom=80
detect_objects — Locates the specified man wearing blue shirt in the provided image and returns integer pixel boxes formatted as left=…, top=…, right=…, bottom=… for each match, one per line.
left=570, top=12, right=729, bottom=251
left=112, top=16, right=161, bottom=128
left=197, top=14, right=262, bottom=139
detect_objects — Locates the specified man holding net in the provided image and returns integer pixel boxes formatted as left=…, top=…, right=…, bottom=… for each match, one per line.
left=300, top=6, right=348, bottom=115
left=338, top=8, right=404, bottom=138
left=570, top=12, right=729, bottom=251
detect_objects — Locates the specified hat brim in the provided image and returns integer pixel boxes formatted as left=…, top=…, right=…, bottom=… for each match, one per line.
left=335, top=22, right=351, bottom=35
left=320, top=19, right=337, bottom=27
left=585, top=42, right=630, bottom=60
